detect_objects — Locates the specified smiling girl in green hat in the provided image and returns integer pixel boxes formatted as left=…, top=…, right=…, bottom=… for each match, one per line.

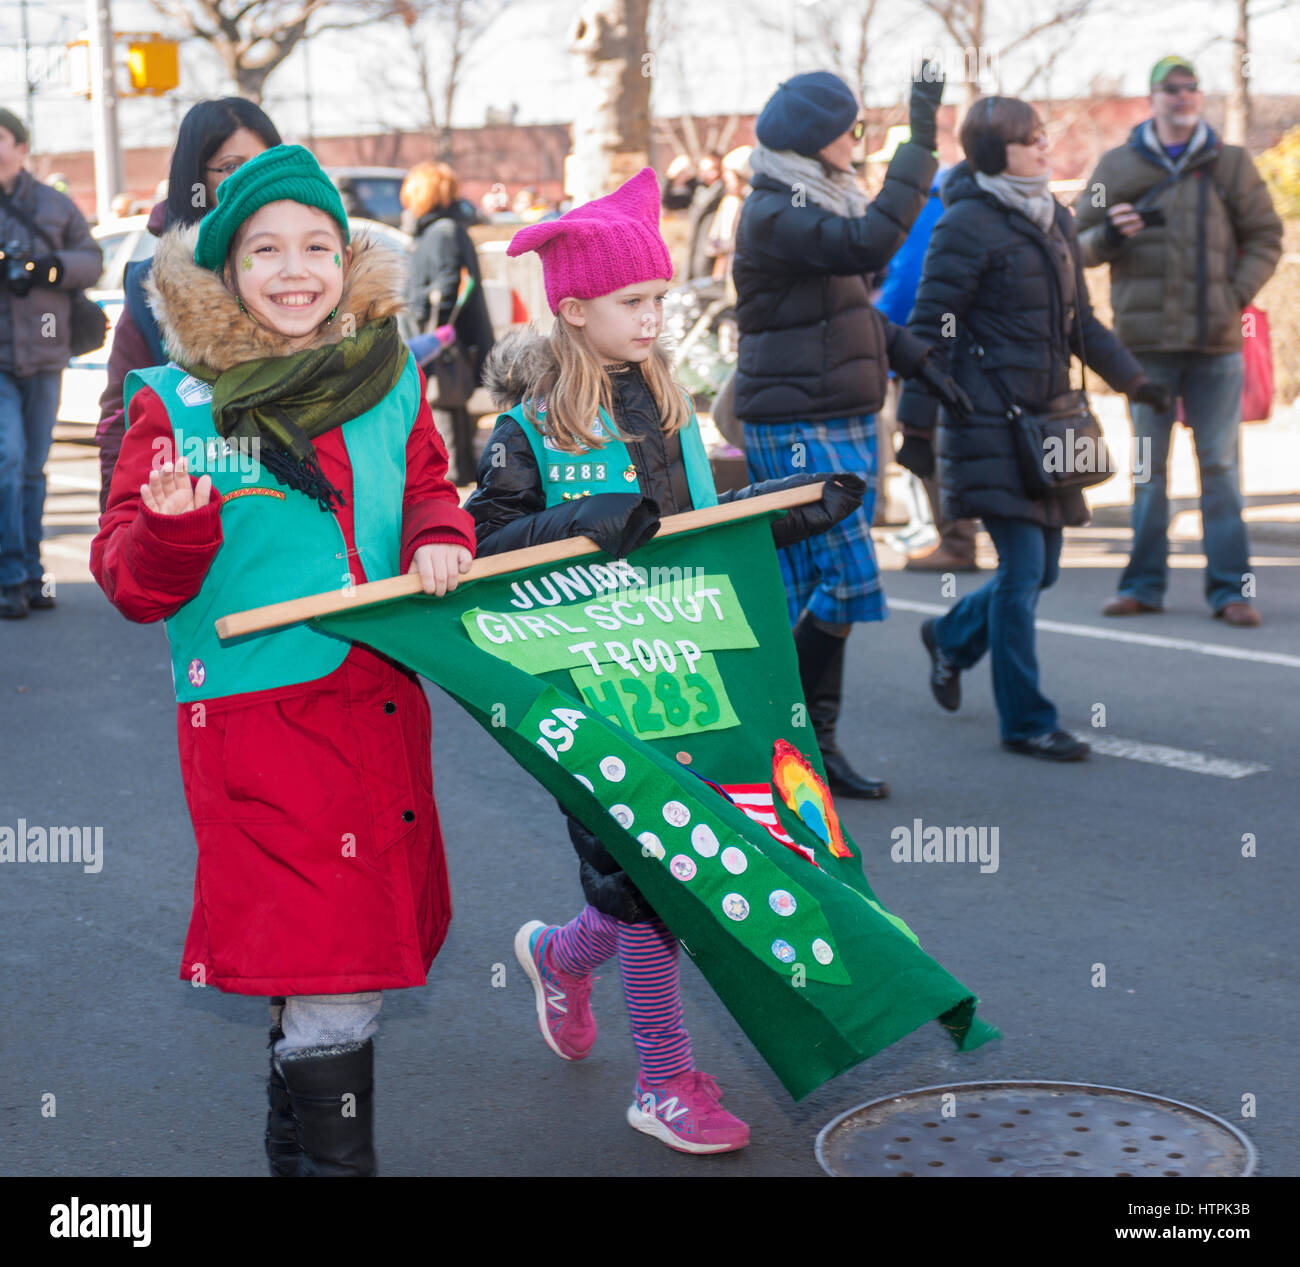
left=92, top=144, right=476, bottom=1176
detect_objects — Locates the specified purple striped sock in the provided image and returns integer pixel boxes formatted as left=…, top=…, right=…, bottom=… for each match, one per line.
left=548, top=904, right=619, bottom=975
left=616, top=916, right=693, bottom=1084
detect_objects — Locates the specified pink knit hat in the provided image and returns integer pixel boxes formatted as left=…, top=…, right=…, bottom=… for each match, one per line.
left=507, top=167, right=673, bottom=313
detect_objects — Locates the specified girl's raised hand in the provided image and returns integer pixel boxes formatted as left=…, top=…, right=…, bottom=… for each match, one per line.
left=142, top=459, right=213, bottom=516
left=409, top=544, right=472, bottom=596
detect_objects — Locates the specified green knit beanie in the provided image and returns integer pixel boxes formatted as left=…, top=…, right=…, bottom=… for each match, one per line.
left=193, top=144, right=350, bottom=273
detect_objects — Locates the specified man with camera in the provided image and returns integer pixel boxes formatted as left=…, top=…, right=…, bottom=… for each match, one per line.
left=0, top=108, right=102, bottom=618
left=1075, top=57, right=1282, bottom=627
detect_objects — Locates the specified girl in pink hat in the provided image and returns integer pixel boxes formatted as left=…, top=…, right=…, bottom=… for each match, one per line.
left=465, top=167, right=863, bottom=1154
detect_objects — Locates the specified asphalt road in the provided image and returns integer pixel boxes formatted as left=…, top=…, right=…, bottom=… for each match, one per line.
left=2, top=442, right=1296, bottom=1177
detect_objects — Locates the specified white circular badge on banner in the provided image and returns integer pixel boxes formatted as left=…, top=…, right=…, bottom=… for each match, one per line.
left=690, top=824, right=719, bottom=857
left=720, top=846, right=747, bottom=875
left=638, top=832, right=665, bottom=860
left=662, top=800, right=690, bottom=828
left=599, top=756, right=625, bottom=783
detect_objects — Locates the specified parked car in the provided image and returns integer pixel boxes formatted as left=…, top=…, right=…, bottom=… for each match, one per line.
left=323, top=167, right=410, bottom=227
left=59, top=215, right=412, bottom=425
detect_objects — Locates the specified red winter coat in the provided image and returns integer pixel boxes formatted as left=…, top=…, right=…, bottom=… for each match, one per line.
left=91, top=226, right=476, bottom=996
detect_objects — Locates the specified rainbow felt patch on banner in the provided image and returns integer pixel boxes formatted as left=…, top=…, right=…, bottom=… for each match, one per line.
left=772, top=740, right=850, bottom=859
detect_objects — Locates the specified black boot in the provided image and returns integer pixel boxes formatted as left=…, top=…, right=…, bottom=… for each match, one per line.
left=793, top=616, right=890, bottom=799
left=265, top=999, right=299, bottom=1177
left=274, top=1039, right=377, bottom=1177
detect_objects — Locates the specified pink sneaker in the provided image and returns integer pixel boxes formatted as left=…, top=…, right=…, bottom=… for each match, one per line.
left=514, top=920, right=597, bottom=1061
left=627, top=1070, right=750, bottom=1154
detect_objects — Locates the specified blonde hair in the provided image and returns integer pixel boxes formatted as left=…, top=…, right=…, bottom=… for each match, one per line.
left=401, top=162, right=459, bottom=221
left=522, top=316, right=692, bottom=453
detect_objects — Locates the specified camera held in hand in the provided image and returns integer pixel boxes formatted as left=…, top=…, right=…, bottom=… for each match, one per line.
left=0, top=241, right=60, bottom=296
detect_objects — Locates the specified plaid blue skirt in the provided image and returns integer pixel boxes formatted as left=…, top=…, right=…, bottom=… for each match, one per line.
left=744, top=416, right=885, bottom=627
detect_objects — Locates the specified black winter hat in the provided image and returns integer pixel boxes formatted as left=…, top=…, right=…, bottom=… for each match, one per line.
left=756, top=71, right=858, bottom=157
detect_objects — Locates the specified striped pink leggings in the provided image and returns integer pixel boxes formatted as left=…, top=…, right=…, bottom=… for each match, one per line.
left=548, top=904, right=693, bottom=1085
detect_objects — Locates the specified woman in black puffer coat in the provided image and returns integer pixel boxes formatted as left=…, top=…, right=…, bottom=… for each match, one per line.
left=897, top=96, right=1169, bottom=761
left=732, top=66, right=969, bottom=802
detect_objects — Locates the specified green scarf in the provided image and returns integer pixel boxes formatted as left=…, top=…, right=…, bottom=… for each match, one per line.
left=188, top=316, right=407, bottom=511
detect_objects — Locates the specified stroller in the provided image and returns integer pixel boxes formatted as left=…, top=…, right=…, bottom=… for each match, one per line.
left=661, top=276, right=738, bottom=409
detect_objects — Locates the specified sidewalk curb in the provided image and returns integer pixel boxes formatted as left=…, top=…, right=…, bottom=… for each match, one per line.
left=1087, top=504, right=1300, bottom=546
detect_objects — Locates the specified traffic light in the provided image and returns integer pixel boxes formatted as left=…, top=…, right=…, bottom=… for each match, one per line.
left=125, top=36, right=178, bottom=96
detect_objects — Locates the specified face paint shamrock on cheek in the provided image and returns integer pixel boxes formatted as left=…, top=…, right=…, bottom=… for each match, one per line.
left=334, top=253, right=341, bottom=268
left=240, top=255, right=253, bottom=271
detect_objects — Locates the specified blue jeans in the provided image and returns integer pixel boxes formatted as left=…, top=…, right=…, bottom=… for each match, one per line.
left=1118, top=351, right=1249, bottom=612
left=932, top=516, right=1062, bottom=742
left=0, top=370, right=63, bottom=588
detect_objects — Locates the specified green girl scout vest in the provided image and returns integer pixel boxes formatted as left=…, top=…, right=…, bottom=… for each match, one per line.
left=124, top=356, right=420, bottom=703
left=506, top=396, right=719, bottom=511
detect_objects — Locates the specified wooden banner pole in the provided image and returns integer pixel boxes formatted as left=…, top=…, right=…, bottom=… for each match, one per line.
left=215, top=482, right=825, bottom=640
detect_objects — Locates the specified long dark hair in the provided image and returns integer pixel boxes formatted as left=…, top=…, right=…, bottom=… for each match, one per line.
left=164, top=98, right=281, bottom=229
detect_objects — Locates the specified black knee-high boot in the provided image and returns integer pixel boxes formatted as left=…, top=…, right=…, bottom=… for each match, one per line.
left=274, top=1039, right=377, bottom=1177
left=793, top=615, right=889, bottom=799
left=266, top=998, right=299, bottom=1177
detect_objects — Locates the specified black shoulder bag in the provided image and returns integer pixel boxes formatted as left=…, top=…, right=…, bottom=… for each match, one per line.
left=0, top=189, right=109, bottom=357
left=970, top=231, right=1113, bottom=499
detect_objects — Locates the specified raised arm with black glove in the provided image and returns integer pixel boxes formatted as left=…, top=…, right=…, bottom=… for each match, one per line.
left=718, top=472, right=865, bottom=547
left=909, top=60, right=945, bottom=153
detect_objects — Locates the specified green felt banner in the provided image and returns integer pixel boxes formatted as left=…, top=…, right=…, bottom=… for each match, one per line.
left=312, top=513, right=999, bottom=1099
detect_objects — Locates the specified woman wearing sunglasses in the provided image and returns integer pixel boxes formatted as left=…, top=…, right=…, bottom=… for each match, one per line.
left=95, top=98, right=281, bottom=512
left=732, top=65, right=968, bottom=801
left=898, top=96, right=1171, bottom=761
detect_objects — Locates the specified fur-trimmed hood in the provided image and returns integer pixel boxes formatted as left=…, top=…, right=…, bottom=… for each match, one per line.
left=482, top=325, right=556, bottom=409
left=145, top=222, right=407, bottom=372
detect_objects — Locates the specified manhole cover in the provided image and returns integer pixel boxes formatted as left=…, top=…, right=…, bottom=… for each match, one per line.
left=816, top=1081, right=1256, bottom=1177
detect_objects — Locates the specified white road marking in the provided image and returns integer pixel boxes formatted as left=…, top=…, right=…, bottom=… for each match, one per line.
left=888, top=598, right=1300, bottom=669
left=1068, top=734, right=1268, bottom=780
left=40, top=540, right=93, bottom=561
left=46, top=471, right=102, bottom=492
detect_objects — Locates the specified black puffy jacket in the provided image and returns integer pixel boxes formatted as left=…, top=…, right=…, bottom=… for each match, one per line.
left=732, top=141, right=937, bottom=423
left=402, top=204, right=495, bottom=381
left=896, top=161, right=1144, bottom=528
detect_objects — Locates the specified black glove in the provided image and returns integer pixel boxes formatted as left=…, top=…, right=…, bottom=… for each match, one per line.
left=896, top=435, right=935, bottom=479
left=721, top=471, right=865, bottom=547
left=1130, top=380, right=1174, bottom=414
left=911, top=356, right=973, bottom=418
left=29, top=254, right=63, bottom=288
left=568, top=492, right=661, bottom=557
left=909, top=61, right=945, bottom=152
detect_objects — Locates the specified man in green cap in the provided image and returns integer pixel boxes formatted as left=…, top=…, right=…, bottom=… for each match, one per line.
left=1074, top=56, right=1282, bottom=627
left=0, top=107, right=102, bottom=618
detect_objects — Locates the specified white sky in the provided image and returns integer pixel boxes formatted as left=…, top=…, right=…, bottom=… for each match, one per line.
left=4, top=0, right=1298, bottom=154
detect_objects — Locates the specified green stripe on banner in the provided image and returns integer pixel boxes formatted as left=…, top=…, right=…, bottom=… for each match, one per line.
left=461, top=571, right=757, bottom=674
left=311, top=511, right=999, bottom=1099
